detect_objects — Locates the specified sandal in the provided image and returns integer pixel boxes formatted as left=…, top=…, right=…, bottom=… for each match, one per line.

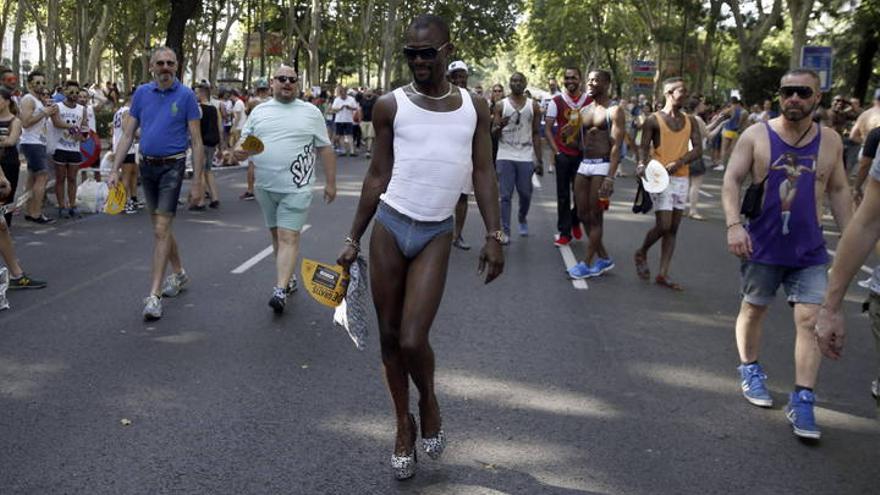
left=634, top=251, right=650, bottom=280
left=655, top=275, right=683, bottom=291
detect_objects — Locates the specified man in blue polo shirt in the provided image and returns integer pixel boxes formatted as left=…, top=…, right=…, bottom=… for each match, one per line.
left=109, top=46, right=205, bottom=321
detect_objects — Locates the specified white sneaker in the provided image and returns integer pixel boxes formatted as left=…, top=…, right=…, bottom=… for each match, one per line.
left=872, top=378, right=879, bottom=399
left=712, top=164, right=725, bottom=171
left=161, top=270, right=189, bottom=298
left=143, top=295, right=162, bottom=321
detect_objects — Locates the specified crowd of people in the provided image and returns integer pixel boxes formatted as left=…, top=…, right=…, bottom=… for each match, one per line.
left=2, top=12, right=880, bottom=482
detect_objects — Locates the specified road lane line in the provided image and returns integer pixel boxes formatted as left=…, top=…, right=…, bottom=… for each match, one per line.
left=558, top=244, right=589, bottom=290
left=232, top=224, right=311, bottom=274
left=826, top=248, right=872, bottom=275
left=698, top=190, right=713, bottom=198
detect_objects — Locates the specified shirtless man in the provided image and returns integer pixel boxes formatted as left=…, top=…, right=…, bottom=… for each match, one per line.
left=567, top=70, right=625, bottom=279
left=633, top=77, right=703, bottom=290
left=723, top=69, right=852, bottom=439
left=336, top=14, right=503, bottom=480
left=849, top=88, right=880, bottom=146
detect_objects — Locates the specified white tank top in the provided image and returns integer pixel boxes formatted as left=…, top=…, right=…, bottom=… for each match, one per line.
left=380, top=86, right=477, bottom=221
left=496, top=97, right=535, bottom=162
left=20, top=93, right=47, bottom=145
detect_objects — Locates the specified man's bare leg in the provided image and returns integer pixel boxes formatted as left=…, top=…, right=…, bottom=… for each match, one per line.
left=793, top=303, right=821, bottom=388
left=453, top=194, right=468, bottom=242
left=400, top=232, right=453, bottom=439
left=65, top=166, right=77, bottom=210
left=657, top=209, right=684, bottom=278
left=586, top=176, right=608, bottom=262
left=369, top=222, right=412, bottom=454
left=27, top=172, right=49, bottom=217
left=735, top=301, right=769, bottom=363
left=149, top=214, right=182, bottom=296
left=273, top=227, right=301, bottom=288
left=574, top=175, right=593, bottom=262
left=0, top=218, right=24, bottom=276
left=54, top=164, right=67, bottom=208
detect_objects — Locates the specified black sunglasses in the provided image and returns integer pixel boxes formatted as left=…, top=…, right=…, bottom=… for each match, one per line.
left=154, top=60, right=176, bottom=67
left=779, top=86, right=813, bottom=99
left=274, top=75, right=298, bottom=84
left=402, top=42, right=449, bottom=61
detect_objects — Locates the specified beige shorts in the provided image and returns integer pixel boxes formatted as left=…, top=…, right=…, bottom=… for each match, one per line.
left=360, top=121, right=375, bottom=140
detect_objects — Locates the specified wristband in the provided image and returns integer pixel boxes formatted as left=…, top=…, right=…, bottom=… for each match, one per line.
left=345, top=236, right=360, bottom=251
left=726, top=221, right=742, bottom=229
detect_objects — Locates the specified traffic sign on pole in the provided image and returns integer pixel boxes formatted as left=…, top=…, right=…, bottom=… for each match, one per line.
left=800, top=46, right=833, bottom=92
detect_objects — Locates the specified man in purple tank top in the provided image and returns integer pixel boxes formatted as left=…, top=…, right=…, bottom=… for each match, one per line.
left=722, top=69, right=852, bottom=440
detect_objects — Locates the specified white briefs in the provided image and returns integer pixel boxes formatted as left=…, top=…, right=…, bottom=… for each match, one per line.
left=577, top=158, right=610, bottom=177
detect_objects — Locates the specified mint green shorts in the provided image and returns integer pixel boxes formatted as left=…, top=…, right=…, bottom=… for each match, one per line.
left=254, top=188, right=312, bottom=231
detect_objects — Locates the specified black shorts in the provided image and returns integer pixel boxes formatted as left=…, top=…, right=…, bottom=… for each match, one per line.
left=53, top=149, right=83, bottom=165
left=124, top=153, right=136, bottom=164
left=335, top=122, right=354, bottom=136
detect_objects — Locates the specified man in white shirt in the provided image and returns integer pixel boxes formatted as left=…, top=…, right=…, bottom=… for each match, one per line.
left=331, top=85, right=358, bottom=156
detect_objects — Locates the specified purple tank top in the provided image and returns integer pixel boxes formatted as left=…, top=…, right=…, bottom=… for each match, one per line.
left=747, top=123, right=828, bottom=267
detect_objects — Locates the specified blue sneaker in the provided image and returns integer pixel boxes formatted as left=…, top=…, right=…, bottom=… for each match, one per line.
left=784, top=390, right=821, bottom=439
left=568, top=262, right=600, bottom=280
left=594, top=257, right=615, bottom=275
left=519, top=222, right=529, bottom=237
left=737, top=363, right=773, bottom=407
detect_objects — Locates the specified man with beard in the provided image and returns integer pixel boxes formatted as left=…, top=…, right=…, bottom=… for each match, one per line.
left=544, top=68, right=589, bottom=246
left=633, top=78, right=702, bottom=290
left=492, top=72, right=542, bottom=243
left=567, top=70, right=625, bottom=279
left=336, top=14, right=503, bottom=480
left=722, top=69, right=851, bottom=440
left=234, top=66, right=337, bottom=313
left=109, top=46, right=205, bottom=321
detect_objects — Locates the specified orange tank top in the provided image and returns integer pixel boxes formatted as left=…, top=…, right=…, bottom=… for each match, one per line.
left=652, top=112, right=692, bottom=177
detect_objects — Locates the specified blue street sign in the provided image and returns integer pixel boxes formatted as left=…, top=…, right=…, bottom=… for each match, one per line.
left=800, top=46, right=833, bottom=92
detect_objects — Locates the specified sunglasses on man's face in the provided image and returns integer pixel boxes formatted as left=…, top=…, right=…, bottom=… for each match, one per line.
left=154, top=60, right=176, bottom=67
left=402, top=42, right=448, bottom=61
left=274, top=75, right=298, bottom=84
left=779, top=86, right=813, bottom=99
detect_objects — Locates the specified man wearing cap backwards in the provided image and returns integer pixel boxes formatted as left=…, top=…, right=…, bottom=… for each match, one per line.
left=337, top=14, right=503, bottom=480
left=447, top=60, right=475, bottom=250
left=722, top=69, right=851, bottom=440
left=234, top=66, right=337, bottom=313
left=633, top=77, right=702, bottom=290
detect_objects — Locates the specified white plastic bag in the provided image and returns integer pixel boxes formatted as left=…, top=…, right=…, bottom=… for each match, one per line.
left=0, top=267, right=9, bottom=311
left=76, top=178, right=109, bottom=213
left=333, top=256, right=369, bottom=350
left=532, top=173, right=542, bottom=189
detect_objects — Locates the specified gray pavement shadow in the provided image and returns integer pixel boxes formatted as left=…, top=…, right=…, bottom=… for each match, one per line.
left=389, top=464, right=606, bottom=495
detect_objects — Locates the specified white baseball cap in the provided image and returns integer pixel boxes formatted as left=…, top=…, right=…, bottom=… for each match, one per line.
left=447, top=61, right=468, bottom=74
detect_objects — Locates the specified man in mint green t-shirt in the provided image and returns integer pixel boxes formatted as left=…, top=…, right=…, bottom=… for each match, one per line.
left=235, top=65, right=337, bottom=313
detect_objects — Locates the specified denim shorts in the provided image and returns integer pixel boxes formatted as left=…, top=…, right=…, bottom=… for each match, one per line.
left=740, top=261, right=827, bottom=306
left=21, top=143, right=49, bottom=173
left=254, top=188, right=312, bottom=231
left=375, top=201, right=453, bottom=259
left=140, top=157, right=186, bottom=216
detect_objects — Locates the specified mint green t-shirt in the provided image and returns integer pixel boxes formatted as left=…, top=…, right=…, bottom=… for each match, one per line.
left=242, top=98, right=331, bottom=193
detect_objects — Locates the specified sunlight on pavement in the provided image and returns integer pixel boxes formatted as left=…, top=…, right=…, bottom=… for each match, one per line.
left=815, top=406, right=880, bottom=434
left=0, top=357, right=67, bottom=399
left=437, top=371, right=619, bottom=419
left=629, top=362, right=731, bottom=393
left=656, top=311, right=736, bottom=330
left=152, top=330, right=207, bottom=344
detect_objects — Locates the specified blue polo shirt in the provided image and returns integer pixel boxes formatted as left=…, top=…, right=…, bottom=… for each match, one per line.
left=129, top=79, right=200, bottom=156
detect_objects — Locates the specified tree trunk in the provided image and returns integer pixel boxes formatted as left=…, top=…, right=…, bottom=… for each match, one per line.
left=210, top=0, right=241, bottom=84
left=0, top=0, right=15, bottom=61
left=788, top=0, right=815, bottom=69
left=85, top=4, right=110, bottom=84
left=142, top=0, right=156, bottom=80
left=45, top=0, right=58, bottom=83
left=12, top=0, right=24, bottom=76
left=60, top=37, right=67, bottom=82
left=307, top=0, right=321, bottom=87
left=853, top=24, right=879, bottom=102
left=381, top=0, right=399, bottom=91
left=358, top=0, right=375, bottom=87
left=728, top=0, right=783, bottom=88
left=165, top=0, right=202, bottom=80
left=698, top=0, right=722, bottom=94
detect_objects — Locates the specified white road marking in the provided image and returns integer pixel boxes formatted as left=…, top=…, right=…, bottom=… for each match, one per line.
left=558, top=244, right=589, bottom=290
left=826, top=249, right=872, bottom=275
left=698, top=190, right=713, bottom=198
left=231, top=224, right=311, bottom=274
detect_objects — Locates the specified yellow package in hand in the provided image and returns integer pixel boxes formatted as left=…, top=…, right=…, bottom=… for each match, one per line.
left=241, top=135, right=265, bottom=154
left=301, top=258, right=349, bottom=308
left=104, top=182, right=127, bottom=215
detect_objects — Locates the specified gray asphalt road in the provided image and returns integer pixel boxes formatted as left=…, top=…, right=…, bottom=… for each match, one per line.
left=1, top=156, right=877, bottom=494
